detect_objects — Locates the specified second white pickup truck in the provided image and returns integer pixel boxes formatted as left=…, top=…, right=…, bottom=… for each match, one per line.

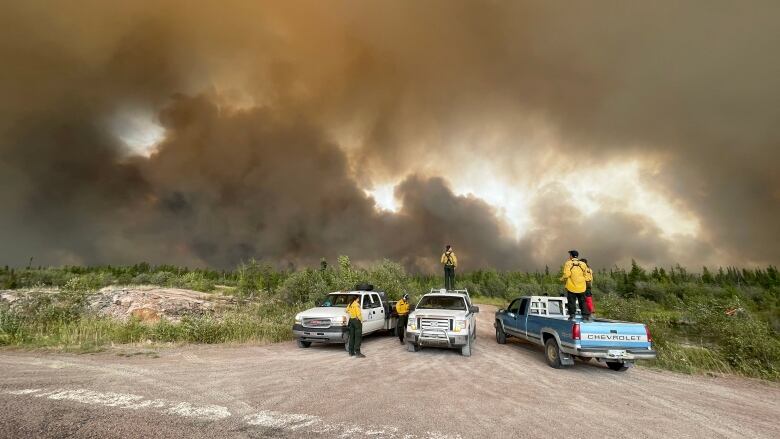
left=405, top=289, right=480, bottom=357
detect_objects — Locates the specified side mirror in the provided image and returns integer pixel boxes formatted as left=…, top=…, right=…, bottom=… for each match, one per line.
left=498, top=308, right=505, bottom=313
left=470, top=306, right=480, bottom=314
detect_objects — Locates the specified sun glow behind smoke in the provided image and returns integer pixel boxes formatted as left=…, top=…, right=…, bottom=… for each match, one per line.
left=365, top=159, right=699, bottom=242
left=110, top=109, right=165, bottom=157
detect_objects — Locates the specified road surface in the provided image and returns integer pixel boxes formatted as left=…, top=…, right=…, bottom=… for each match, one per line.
left=1, top=305, right=778, bottom=438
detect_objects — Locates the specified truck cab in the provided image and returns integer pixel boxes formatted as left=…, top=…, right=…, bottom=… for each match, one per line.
left=405, top=289, right=479, bottom=357
left=293, top=288, right=397, bottom=350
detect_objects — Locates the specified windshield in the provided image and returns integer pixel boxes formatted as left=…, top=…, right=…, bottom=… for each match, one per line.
left=417, top=295, right=466, bottom=311
left=320, top=294, right=360, bottom=308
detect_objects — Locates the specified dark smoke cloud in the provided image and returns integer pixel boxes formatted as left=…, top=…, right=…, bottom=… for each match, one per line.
left=0, top=1, right=777, bottom=270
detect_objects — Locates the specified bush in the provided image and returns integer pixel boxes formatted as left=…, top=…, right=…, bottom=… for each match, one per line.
left=279, top=269, right=327, bottom=304
left=171, top=272, right=215, bottom=292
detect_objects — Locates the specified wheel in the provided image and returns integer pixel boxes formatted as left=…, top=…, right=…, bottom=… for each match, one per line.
left=296, top=340, right=311, bottom=348
left=545, top=338, right=563, bottom=369
left=606, top=361, right=629, bottom=372
left=406, top=342, right=419, bottom=352
left=495, top=323, right=507, bottom=344
left=344, top=336, right=350, bottom=352
left=460, top=337, right=472, bottom=357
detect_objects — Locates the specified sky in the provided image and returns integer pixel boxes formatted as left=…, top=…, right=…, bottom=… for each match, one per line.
left=0, top=1, right=778, bottom=272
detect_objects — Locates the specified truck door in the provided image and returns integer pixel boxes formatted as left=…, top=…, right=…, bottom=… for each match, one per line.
left=361, top=294, right=373, bottom=334
left=370, top=293, right=385, bottom=332
left=515, top=299, right=529, bottom=336
left=503, top=299, right=524, bottom=335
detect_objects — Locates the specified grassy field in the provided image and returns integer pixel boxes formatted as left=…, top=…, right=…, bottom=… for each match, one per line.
left=1, top=257, right=778, bottom=380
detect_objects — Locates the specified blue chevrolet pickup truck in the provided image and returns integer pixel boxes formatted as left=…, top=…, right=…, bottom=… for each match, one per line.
left=494, top=295, right=656, bottom=371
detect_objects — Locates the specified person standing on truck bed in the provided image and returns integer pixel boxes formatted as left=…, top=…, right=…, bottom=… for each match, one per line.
left=441, top=245, right=458, bottom=290
left=346, top=296, right=365, bottom=358
left=581, top=258, right=595, bottom=315
left=395, top=294, right=410, bottom=344
left=560, top=250, right=591, bottom=321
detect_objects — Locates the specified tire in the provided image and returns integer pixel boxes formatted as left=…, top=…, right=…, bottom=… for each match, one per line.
left=544, top=338, right=563, bottom=369
left=606, top=361, right=629, bottom=372
left=296, top=340, right=311, bottom=348
left=406, top=342, right=419, bottom=352
left=461, top=337, right=472, bottom=357
left=344, top=338, right=350, bottom=353
left=495, top=323, right=507, bottom=344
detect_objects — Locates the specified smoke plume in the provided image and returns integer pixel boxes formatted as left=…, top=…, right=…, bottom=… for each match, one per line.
left=0, top=1, right=777, bottom=270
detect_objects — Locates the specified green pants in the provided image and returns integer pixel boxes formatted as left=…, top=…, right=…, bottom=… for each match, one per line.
left=444, top=265, right=455, bottom=290
left=347, top=318, right=362, bottom=355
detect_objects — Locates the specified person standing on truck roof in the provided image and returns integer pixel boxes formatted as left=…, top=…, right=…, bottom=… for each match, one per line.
left=395, top=294, right=411, bottom=344
left=441, top=245, right=458, bottom=290
left=581, top=258, right=595, bottom=315
left=346, top=296, right=365, bottom=358
left=560, top=250, right=591, bottom=321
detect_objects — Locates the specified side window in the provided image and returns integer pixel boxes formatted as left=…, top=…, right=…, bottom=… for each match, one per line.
left=507, top=299, right=521, bottom=314
left=371, top=294, right=381, bottom=308
left=518, top=299, right=529, bottom=316
left=362, top=295, right=372, bottom=308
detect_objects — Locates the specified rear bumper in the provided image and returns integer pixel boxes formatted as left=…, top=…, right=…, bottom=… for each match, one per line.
left=571, top=347, right=657, bottom=360
left=292, top=324, right=347, bottom=344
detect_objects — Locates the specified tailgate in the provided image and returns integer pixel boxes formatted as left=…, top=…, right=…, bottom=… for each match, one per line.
left=579, top=322, right=650, bottom=349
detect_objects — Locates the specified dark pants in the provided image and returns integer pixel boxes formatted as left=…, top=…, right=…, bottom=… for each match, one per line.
left=566, top=291, right=590, bottom=319
left=347, top=318, right=362, bottom=355
left=444, top=265, right=456, bottom=290
left=397, top=315, right=408, bottom=342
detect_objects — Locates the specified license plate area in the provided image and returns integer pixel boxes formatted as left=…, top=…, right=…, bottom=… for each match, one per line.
left=607, top=349, right=627, bottom=358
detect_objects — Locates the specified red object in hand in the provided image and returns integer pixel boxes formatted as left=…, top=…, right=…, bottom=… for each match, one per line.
left=585, top=295, right=595, bottom=313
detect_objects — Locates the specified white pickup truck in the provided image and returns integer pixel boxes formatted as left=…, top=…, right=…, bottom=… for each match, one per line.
left=292, top=286, right=398, bottom=350
left=405, top=289, right=480, bottom=357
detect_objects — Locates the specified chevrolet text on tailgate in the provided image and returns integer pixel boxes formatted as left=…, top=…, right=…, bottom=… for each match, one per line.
left=494, top=295, right=656, bottom=371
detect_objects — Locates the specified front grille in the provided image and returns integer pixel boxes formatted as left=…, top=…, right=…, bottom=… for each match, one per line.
left=302, top=318, right=331, bottom=328
left=420, top=318, right=450, bottom=330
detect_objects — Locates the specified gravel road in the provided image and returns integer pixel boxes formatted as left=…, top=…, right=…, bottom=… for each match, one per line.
left=1, top=305, right=778, bottom=439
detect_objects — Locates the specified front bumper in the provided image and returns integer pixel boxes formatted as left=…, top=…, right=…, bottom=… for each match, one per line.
left=406, top=331, right=468, bottom=348
left=573, top=347, right=657, bottom=361
left=293, top=324, right=348, bottom=344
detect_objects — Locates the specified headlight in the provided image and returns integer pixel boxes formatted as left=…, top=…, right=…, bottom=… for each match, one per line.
left=331, top=316, right=348, bottom=326
left=454, top=319, right=467, bottom=332
left=408, top=317, right=417, bottom=330
left=294, top=314, right=302, bottom=324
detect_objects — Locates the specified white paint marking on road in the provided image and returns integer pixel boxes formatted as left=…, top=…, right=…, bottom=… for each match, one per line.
left=5, top=388, right=231, bottom=421
left=166, top=402, right=232, bottom=420
left=6, top=389, right=42, bottom=395
left=5, top=388, right=460, bottom=438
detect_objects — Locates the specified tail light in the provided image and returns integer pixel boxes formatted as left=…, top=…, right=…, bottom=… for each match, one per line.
left=572, top=323, right=581, bottom=340
left=645, top=325, right=653, bottom=342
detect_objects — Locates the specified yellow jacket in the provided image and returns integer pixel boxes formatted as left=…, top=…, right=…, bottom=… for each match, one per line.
left=585, top=267, right=594, bottom=283
left=395, top=299, right=410, bottom=315
left=346, top=300, right=362, bottom=320
left=441, top=251, right=458, bottom=267
left=560, top=258, right=589, bottom=293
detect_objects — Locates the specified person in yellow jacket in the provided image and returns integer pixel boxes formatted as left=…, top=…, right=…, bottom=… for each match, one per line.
left=346, top=296, right=365, bottom=358
left=559, top=250, right=591, bottom=320
left=395, top=294, right=411, bottom=344
left=441, top=245, right=458, bottom=290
